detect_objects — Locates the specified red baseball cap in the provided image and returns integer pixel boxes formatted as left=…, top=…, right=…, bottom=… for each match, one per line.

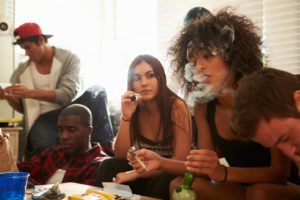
left=13, top=22, right=53, bottom=45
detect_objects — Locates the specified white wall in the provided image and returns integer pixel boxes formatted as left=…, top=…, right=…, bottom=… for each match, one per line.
left=0, top=0, right=15, bottom=119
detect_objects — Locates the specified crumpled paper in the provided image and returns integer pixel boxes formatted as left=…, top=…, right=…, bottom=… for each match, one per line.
left=32, top=183, right=66, bottom=200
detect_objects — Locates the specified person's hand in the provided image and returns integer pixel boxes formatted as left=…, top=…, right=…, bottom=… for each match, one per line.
left=129, top=149, right=162, bottom=174
left=0, top=87, right=4, bottom=99
left=120, top=91, right=141, bottom=121
left=186, top=149, right=225, bottom=182
left=127, top=147, right=148, bottom=172
left=114, top=170, right=138, bottom=184
left=3, top=84, right=31, bottom=98
left=0, top=130, right=9, bottom=145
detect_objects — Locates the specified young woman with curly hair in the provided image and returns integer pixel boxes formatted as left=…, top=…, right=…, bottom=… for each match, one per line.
left=131, top=8, right=300, bottom=199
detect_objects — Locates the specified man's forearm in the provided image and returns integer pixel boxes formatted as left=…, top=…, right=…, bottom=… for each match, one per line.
left=6, top=97, right=23, bottom=113
left=28, top=89, right=56, bottom=103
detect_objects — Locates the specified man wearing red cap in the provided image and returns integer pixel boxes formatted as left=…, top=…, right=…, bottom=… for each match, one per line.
left=0, top=22, right=82, bottom=159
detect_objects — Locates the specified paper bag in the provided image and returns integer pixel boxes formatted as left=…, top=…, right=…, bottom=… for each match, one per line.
left=0, top=129, right=18, bottom=172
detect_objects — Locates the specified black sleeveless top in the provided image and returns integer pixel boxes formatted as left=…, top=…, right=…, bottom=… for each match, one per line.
left=206, top=100, right=300, bottom=184
left=207, top=100, right=271, bottom=167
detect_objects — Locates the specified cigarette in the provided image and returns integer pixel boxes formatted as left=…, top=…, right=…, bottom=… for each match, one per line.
left=134, top=155, right=148, bottom=171
left=128, top=146, right=148, bottom=171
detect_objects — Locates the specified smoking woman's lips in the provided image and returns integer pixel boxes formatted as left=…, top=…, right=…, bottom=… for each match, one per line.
left=201, top=74, right=210, bottom=84
left=140, top=90, right=151, bottom=95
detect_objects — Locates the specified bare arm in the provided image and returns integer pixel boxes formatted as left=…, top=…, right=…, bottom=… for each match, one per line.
left=114, top=120, right=132, bottom=158
left=131, top=149, right=187, bottom=177
left=226, top=148, right=290, bottom=184
left=4, top=84, right=56, bottom=103
left=114, top=91, right=140, bottom=158
left=171, top=99, right=193, bottom=160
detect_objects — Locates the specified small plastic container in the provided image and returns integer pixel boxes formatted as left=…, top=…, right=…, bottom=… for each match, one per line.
left=0, top=172, right=29, bottom=200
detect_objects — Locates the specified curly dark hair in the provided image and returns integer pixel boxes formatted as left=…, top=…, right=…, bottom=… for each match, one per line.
left=168, top=7, right=263, bottom=95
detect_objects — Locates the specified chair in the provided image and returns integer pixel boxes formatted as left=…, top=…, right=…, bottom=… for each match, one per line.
left=72, top=85, right=115, bottom=153
left=27, top=85, right=115, bottom=158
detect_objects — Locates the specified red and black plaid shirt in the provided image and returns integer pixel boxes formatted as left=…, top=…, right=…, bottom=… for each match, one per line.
left=18, top=143, right=108, bottom=186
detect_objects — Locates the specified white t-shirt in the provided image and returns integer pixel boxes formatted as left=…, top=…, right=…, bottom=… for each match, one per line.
left=30, top=62, right=59, bottom=114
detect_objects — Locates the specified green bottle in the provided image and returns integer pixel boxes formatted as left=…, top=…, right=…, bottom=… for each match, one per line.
left=172, top=171, right=196, bottom=200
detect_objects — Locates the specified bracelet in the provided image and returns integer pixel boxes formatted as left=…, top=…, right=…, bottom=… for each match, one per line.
left=211, top=164, right=228, bottom=184
left=121, top=116, right=131, bottom=122
left=219, top=164, right=228, bottom=183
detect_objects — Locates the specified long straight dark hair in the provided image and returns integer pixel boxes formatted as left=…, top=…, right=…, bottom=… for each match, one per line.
left=127, top=54, right=179, bottom=150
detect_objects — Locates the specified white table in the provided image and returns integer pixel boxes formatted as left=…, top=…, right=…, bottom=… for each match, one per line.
left=26, top=182, right=160, bottom=200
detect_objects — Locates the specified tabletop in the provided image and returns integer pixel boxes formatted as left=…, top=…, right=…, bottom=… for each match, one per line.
left=26, top=182, right=160, bottom=200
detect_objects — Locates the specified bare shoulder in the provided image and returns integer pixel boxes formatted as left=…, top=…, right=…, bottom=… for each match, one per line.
left=171, top=98, right=191, bottom=121
left=171, top=98, right=189, bottom=111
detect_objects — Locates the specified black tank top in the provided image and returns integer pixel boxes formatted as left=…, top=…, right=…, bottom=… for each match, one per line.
left=206, top=100, right=300, bottom=184
left=206, top=100, right=270, bottom=167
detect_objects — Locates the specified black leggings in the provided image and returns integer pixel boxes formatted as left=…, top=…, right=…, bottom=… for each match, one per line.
left=96, top=157, right=176, bottom=199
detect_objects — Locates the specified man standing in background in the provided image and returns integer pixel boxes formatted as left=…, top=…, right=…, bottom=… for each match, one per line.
left=0, top=22, right=82, bottom=160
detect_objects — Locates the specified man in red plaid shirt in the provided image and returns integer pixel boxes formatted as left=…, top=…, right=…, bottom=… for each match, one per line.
left=14, top=103, right=109, bottom=186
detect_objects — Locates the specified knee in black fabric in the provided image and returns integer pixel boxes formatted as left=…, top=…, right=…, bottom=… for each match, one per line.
left=95, top=157, right=132, bottom=187
left=127, top=178, right=149, bottom=196
left=145, top=173, right=177, bottom=199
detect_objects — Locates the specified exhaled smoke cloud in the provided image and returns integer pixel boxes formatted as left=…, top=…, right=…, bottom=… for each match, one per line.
left=184, top=63, right=218, bottom=108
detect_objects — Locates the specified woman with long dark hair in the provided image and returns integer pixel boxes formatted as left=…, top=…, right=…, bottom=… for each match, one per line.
left=96, top=54, right=192, bottom=199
